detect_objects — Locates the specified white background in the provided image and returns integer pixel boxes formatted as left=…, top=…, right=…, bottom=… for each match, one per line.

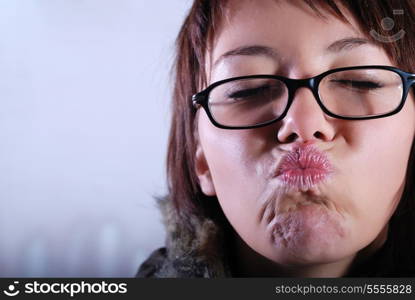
left=0, top=0, right=193, bottom=277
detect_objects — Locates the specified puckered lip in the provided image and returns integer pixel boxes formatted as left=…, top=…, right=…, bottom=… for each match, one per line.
left=275, top=144, right=333, bottom=190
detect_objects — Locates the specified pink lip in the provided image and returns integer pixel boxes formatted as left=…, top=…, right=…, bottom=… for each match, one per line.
left=276, top=144, right=333, bottom=190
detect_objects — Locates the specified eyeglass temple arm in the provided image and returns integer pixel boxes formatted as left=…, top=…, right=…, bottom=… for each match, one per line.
left=192, top=94, right=202, bottom=109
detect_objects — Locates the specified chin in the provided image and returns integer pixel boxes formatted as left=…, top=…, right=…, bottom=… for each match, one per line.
left=268, top=240, right=353, bottom=266
left=265, top=203, right=354, bottom=264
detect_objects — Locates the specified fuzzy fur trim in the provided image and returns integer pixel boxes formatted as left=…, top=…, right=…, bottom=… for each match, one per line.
left=137, top=197, right=231, bottom=278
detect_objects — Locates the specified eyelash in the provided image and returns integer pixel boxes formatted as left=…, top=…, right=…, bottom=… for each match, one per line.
left=330, top=79, right=384, bottom=89
left=227, top=85, right=272, bottom=98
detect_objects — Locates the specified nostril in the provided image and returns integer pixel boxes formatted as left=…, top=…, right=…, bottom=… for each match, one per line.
left=284, top=133, right=298, bottom=143
left=278, top=131, right=328, bottom=144
left=314, top=131, right=324, bottom=139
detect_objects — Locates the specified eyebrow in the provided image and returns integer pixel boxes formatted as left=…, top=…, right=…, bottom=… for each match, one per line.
left=213, top=37, right=376, bottom=68
left=325, top=37, right=376, bottom=52
left=213, top=45, right=278, bottom=68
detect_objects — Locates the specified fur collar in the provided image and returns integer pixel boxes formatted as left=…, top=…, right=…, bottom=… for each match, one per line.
left=137, top=197, right=232, bottom=277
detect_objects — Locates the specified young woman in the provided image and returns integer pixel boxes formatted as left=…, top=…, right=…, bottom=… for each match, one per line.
left=138, top=0, right=415, bottom=277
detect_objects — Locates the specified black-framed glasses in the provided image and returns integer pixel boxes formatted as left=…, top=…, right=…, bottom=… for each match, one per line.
left=192, top=65, right=415, bottom=130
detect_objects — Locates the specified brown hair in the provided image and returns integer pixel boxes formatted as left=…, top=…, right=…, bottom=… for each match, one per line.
left=166, top=0, right=415, bottom=276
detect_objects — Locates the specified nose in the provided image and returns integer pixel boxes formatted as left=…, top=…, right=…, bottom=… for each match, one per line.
left=277, top=87, right=336, bottom=144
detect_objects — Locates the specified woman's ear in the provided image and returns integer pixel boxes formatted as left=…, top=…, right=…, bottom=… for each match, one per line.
left=195, top=144, right=216, bottom=196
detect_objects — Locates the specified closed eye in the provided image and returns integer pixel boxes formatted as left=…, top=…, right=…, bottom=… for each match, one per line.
left=227, top=85, right=284, bottom=101
left=331, top=79, right=384, bottom=90
left=228, top=85, right=272, bottom=98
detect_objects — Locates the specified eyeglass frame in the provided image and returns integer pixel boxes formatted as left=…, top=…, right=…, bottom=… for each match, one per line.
left=192, top=65, right=415, bottom=130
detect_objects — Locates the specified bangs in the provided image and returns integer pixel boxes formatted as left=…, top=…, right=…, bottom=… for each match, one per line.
left=299, top=0, right=350, bottom=23
left=218, top=0, right=351, bottom=28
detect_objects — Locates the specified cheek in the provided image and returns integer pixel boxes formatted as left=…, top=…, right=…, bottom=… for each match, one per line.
left=336, top=100, right=415, bottom=234
left=198, top=111, right=268, bottom=215
left=199, top=115, right=258, bottom=177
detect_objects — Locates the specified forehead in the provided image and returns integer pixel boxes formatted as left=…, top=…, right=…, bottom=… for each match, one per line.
left=211, top=0, right=360, bottom=57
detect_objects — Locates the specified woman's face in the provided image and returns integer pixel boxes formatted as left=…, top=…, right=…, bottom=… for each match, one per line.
left=195, top=0, right=415, bottom=267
